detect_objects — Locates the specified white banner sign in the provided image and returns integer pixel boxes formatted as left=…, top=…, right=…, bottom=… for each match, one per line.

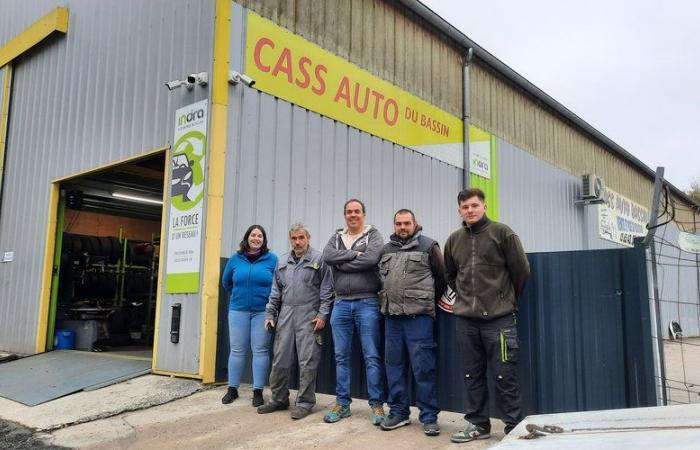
left=166, top=100, right=208, bottom=293
left=679, top=232, right=700, bottom=254
left=598, top=187, right=649, bottom=247
left=469, top=140, right=491, bottom=179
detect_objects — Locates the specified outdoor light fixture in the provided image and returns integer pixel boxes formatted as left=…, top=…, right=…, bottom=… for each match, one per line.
left=228, top=70, right=255, bottom=87
left=112, top=192, right=163, bottom=205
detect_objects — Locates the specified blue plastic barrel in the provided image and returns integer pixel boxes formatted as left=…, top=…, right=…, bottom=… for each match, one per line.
left=55, top=329, right=76, bottom=349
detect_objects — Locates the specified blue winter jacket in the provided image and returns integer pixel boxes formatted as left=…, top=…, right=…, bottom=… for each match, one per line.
left=221, top=251, right=278, bottom=312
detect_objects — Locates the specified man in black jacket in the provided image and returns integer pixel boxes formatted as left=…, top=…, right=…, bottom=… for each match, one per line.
left=444, top=188, right=530, bottom=443
left=377, top=209, right=445, bottom=437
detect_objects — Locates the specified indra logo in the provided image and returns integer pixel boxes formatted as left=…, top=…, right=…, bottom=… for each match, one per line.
left=171, top=130, right=206, bottom=211
left=178, top=108, right=205, bottom=126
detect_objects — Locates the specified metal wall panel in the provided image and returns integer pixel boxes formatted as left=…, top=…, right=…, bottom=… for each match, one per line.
left=0, top=0, right=214, bottom=361
left=221, top=87, right=462, bottom=257
left=498, top=138, right=620, bottom=253
left=235, top=0, right=464, bottom=117
left=470, top=63, right=700, bottom=225
left=653, top=221, right=700, bottom=336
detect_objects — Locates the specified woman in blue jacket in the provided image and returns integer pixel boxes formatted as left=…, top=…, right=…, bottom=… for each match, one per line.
left=221, top=224, right=278, bottom=406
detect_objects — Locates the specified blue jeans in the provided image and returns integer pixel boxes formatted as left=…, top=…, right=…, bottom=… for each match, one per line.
left=330, top=298, right=385, bottom=407
left=228, top=310, right=271, bottom=389
left=385, top=315, right=439, bottom=423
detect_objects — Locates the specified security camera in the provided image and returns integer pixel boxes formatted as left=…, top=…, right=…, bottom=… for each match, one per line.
left=228, top=70, right=256, bottom=87
left=187, top=72, right=208, bottom=86
left=165, top=80, right=185, bottom=91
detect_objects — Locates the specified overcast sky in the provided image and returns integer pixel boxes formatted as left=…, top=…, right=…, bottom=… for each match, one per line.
left=421, top=0, right=699, bottom=191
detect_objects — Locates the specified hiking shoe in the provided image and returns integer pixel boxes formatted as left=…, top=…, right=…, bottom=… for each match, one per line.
left=323, top=403, right=351, bottom=423
left=370, top=405, right=386, bottom=426
left=221, top=387, right=238, bottom=404
left=290, top=406, right=312, bottom=420
left=252, top=389, right=264, bottom=407
left=257, top=402, right=289, bottom=414
left=380, top=415, right=410, bottom=431
left=423, top=422, right=440, bottom=436
left=450, top=424, right=490, bottom=443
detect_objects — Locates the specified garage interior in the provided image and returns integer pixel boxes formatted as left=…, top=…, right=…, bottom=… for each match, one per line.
left=50, top=152, right=166, bottom=360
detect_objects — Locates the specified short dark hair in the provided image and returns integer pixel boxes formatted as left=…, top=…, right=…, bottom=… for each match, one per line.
left=344, top=198, right=366, bottom=214
left=238, top=224, right=269, bottom=254
left=458, top=188, right=486, bottom=204
left=393, top=208, right=416, bottom=223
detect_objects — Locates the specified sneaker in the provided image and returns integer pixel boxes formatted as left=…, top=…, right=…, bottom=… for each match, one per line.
left=323, top=403, right=351, bottom=423
left=221, top=387, right=238, bottom=404
left=290, top=406, right=312, bottom=420
left=370, top=405, right=386, bottom=426
left=450, top=423, right=490, bottom=443
left=380, top=415, right=410, bottom=431
left=252, top=389, right=264, bottom=407
left=257, top=402, right=289, bottom=414
left=423, top=422, right=440, bottom=436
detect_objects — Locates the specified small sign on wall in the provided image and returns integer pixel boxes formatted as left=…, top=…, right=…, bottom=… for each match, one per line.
left=469, top=140, right=491, bottom=179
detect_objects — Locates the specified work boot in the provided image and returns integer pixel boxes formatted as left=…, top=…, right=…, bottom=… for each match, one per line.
left=380, top=415, right=410, bottom=431
left=221, top=387, right=238, bottom=404
left=423, top=422, right=440, bottom=436
left=252, top=389, right=264, bottom=407
left=450, top=423, right=491, bottom=443
left=370, top=405, right=386, bottom=426
left=323, top=403, right=351, bottom=423
left=290, top=406, right=312, bottom=420
left=257, top=402, right=289, bottom=414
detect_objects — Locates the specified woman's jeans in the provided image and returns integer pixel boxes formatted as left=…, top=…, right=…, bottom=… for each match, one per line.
left=228, top=310, right=271, bottom=389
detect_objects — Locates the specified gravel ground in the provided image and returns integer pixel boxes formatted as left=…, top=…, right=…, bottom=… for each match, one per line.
left=0, top=419, right=69, bottom=450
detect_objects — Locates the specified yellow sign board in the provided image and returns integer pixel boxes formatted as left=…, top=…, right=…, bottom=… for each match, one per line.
left=245, top=12, right=463, bottom=166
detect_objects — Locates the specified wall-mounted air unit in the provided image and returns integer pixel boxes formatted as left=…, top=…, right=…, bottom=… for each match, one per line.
left=581, top=174, right=604, bottom=201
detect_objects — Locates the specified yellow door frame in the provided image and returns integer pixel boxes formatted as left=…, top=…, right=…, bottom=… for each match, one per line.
left=36, top=147, right=169, bottom=353
left=197, top=0, right=231, bottom=384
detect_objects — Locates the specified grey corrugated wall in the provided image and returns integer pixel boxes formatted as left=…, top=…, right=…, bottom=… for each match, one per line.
left=0, top=0, right=214, bottom=362
left=498, top=139, right=622, bottom=253
left=222, top=2, right=461, bottom=258
left=652, top=221, right=700, bottom=337
left=221, top=87, right=462, bottom=257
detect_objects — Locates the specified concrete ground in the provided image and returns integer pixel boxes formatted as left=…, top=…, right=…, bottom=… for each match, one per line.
left=44, top=384, right=506, bottom=449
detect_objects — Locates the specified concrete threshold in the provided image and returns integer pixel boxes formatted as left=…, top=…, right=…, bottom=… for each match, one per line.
left=0, top=374, right=203, bottom=432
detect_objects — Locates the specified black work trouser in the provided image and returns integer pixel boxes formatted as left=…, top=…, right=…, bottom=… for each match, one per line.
left=455, top=313, right=522, bottom=433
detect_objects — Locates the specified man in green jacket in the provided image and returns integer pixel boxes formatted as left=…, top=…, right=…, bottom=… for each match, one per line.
left=444, top=188, right=530, bottom=443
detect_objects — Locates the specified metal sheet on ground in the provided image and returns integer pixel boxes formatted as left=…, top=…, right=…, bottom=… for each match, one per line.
left=0, top=350, right=151, bottom=406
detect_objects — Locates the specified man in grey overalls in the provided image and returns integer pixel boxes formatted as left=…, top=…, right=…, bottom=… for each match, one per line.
left=257, top=223, right=333, bottom=419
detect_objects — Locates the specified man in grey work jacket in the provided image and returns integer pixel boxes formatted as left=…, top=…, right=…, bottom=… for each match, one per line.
left=377, top=209, right=446, bottom=437
left=322, top=198, right=386, bottom=425
left=445, top=188, right=530, bottom=443
left=258, top=223, right=333, bottom=420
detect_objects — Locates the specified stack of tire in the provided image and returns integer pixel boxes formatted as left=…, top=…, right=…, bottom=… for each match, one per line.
left=124, top=241, right=156, bottom=298
left=63, top=233, right=121, bottom=299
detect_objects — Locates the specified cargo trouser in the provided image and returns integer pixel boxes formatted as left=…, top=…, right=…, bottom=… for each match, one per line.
left=385, top=315, right=439, bottom=424
left=267, top=304, right=322, bottom=411
left=455, top=313, right=521, bottom=433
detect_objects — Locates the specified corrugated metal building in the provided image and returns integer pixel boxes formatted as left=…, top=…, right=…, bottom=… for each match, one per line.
left=0, top=0, right=697, bottom=390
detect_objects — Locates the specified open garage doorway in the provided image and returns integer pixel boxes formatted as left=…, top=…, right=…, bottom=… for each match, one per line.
left=47, top=151, right=167, bottom=361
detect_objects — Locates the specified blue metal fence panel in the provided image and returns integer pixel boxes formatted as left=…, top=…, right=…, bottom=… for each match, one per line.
left=217, top=246, right=655, bottom=416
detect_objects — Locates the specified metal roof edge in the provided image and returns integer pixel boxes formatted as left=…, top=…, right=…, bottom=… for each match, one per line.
left=396, top=0, right=699, bottom=209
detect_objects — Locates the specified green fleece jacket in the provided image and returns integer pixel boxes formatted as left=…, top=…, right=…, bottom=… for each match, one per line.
left=444, top=215, right=530, bottom=319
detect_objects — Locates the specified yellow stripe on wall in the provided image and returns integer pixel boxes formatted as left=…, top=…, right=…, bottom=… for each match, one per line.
left=198, top=0, right=231, bottom=383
